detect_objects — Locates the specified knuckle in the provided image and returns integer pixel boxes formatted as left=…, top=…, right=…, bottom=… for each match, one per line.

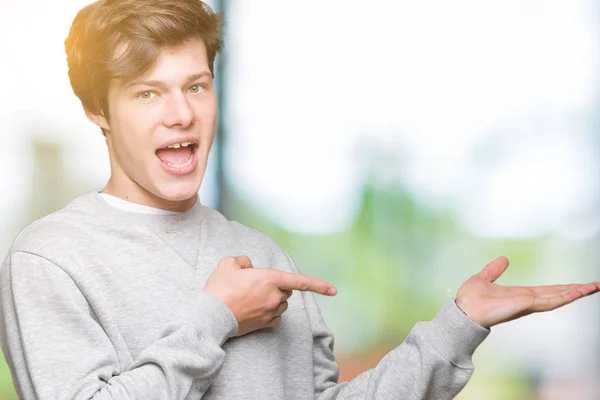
left=221, top=256, right=235, bottom=266
left=298, top=276, right=310, bottom=291
left=265, top=270, right=280, bottom=287
left=236, top=255, right=251, bottom=265
left=266, top=297, right=280, bottom=310
left=217, top=256, right=229, bottom=265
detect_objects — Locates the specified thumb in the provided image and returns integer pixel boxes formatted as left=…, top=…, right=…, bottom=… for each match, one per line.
left=477, top=256, right=509, bottom=283
left=233, top=255, right=254, bottom=269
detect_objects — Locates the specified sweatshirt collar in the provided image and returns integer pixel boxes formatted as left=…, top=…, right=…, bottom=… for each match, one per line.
left=83, top=190, right=206, bottom=232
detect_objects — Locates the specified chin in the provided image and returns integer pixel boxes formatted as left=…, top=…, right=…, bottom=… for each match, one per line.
left=152, top=180, right=202, bottom=203
left=159, top=187, right=199, bottom=202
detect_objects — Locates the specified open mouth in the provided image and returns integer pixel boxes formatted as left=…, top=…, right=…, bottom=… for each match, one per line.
left=155, top=141, right=197, bottom=168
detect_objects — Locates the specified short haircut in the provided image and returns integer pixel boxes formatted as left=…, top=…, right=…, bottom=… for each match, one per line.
left=65, top=0, right=223, bottom=119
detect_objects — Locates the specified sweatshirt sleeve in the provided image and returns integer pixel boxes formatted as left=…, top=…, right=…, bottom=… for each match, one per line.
left=306, top=291, right=490, bottom=399
left=283, top=251, right=490, bottom=399
left=0, top=251, right=238, bottom=400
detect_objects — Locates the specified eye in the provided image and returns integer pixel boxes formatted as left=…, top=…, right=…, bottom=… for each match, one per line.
left=136, top=91, right=156, bottom=100
left=188, top=84, right=205, bottom=94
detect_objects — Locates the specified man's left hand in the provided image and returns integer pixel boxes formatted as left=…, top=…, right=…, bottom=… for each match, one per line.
left=455, top=256, right=600, bottom=328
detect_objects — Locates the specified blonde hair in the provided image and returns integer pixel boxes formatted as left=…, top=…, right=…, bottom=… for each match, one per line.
left=65, top=0, right=223, bottom=119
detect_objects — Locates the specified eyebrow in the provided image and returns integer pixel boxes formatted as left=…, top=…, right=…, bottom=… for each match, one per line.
left=124, top=72, right=213, bottom=89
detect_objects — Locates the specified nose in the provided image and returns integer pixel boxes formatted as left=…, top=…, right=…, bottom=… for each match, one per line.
left=162, top=92, right=194, bottom=128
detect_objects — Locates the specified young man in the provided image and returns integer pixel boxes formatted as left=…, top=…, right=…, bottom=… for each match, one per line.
left=1, top=0, right=598, bottom=399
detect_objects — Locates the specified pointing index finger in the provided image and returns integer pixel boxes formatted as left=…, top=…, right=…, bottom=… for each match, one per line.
left=275, top=270, right=337, bottom=296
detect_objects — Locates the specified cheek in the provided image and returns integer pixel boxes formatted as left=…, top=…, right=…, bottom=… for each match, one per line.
left=199, top=97, right=218, bottom=128
left=111, top=112, right=156, bottom=162
left=196, top=92, right=217, bottom=113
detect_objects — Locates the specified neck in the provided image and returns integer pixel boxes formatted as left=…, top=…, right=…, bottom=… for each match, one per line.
left=102, top=179, right=197, bottom=213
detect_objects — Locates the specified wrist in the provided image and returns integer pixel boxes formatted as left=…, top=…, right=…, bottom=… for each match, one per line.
left=455, top=297, right=489, bottom=328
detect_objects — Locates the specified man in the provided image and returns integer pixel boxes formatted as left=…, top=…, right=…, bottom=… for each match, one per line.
left=0, top=0, right=598, bottom=399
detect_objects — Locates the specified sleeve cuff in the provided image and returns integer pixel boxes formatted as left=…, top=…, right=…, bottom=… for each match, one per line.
left=414, top=298, right=490, bottom=368
left=187, top=292, right=239, bottom=345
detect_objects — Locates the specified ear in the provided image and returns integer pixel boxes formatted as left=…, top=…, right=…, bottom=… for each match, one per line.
left=84, top=107, right=111, bottom=132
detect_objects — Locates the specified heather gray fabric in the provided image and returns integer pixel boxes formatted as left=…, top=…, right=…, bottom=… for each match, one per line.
left=0, top=191, right=490, bottom=399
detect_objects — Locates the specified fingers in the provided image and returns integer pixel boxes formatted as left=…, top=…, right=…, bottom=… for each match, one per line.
left=577, top=282, right=600, bottom=296
left=273, top=300, right=288, bottom=317
left=280, top=289, right=293, bottom=302
left=530, top=282, right=600, bottom=312
left=529, top=283, right=585, bottom=297
left=265, top=300, right=289, bottom=329
left=265, top=316, right=282, bottom=328
left=531, top=290, right=583, bottom=312
left=477, top=256, right=509, bottom=283
left=274, top=270, right=337, bottom=296
left=523, top=282, right=600, bottom=298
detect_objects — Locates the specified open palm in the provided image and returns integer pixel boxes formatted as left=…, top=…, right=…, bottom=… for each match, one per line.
left=455, top=257, right=600, bottom=328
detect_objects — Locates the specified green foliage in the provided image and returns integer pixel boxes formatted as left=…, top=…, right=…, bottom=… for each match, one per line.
left=0, top=354, right=16, bottom=400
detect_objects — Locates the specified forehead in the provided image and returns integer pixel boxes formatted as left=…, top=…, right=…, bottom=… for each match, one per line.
left=114, top=38, right=211, bottom=89
left=151, top=39, right=210, bottom=75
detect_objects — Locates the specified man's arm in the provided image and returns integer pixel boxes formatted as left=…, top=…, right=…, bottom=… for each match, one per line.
left=0, top=251, right=238, bottom=400
left=304, top=290, right=489, bottom=399
left=282, top=251, right=489, bottom=399
left=289, top=253, right=600, bottom=399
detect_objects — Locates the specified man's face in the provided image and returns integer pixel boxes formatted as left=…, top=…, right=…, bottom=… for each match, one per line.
left=88, top=38, right=217, bottom=211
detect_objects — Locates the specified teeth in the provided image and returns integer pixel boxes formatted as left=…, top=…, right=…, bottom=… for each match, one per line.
left=166, top=141, right=193, bottom=149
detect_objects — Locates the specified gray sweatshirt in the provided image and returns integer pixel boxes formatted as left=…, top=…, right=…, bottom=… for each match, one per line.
left=0, top=191, right=490, bottom=399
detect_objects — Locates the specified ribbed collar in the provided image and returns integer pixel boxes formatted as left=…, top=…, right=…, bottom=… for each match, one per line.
left=79, top=190, right=206, bottom=232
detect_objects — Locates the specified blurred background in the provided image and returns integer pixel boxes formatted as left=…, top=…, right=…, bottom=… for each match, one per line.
left=1, top=0, right=600, bottom=399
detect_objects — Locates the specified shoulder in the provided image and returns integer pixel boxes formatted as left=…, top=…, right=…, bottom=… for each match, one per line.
left=231, top=220, right=281, bottom=251
left=201, top=207, right=291, bottom=261
left=9, top=193, right=96, bottom=258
